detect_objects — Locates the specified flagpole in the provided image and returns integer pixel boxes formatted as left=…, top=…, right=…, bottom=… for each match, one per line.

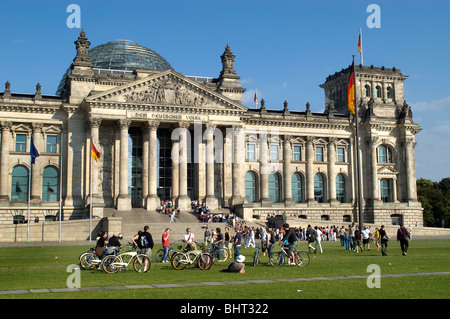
left=27, top=155, right=31, bottom=244
left=359, top=28, right=364, bottom=66
left=353, top=55, right=364, bottom=231
left=59, top=132, right=63, bottom=243
left=90, top=142, right=93, bottom=242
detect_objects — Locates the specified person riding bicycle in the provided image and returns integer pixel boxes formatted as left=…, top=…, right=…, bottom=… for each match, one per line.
left=279, top=223, right=298, bottom=265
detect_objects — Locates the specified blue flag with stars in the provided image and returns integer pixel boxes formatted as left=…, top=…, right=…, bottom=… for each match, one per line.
left=30, top=136, right=40, bottom=164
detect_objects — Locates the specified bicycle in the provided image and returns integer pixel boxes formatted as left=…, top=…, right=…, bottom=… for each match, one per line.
left=269, top=243, right=310, bottom=268
left=101, top=244, right=151, bottom=274
left=170, top=242, right=212, bottom=270
left=79, top=246, right=119, bottom=270
left=155, top=246, right=176, bottom=262
left=208, top=243, right=228, bottom=262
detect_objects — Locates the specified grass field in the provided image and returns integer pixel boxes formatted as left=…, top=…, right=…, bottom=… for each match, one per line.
left=1, top=239, right=449, bottom=299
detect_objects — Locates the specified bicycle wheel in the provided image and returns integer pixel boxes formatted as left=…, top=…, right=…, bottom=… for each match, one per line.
left=198, top=253, right=212, bottom=270
left=218, top=248, right=228, bottom=262
left=102, top=255, right=120, bottom=274
left=185, top=252, right=198, bottom=269
left=171, top=252, right=188, bottom=270
left=270, top=251, right=284, bottom=267
left=295, top=251, right=310, bottom=267
left=79, top=252, right=97, bottom=270
left=155, top=249, right=164, bottom=262
left=133, top=255, right=151, bottom=273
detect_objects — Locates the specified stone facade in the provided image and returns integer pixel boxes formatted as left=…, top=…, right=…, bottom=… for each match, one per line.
left=0, top=31, right=423, bottom=227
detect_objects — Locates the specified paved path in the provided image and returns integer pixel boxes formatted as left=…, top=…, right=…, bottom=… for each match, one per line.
left=1, top=271, right=449, bottom=296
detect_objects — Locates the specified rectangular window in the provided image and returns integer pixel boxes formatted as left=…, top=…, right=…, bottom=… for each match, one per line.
left=315, top=146, right=324, bottom=162
left=293, top=146, right=302, bottom=161
left=46, top=135, right=58, bottom=153
left=337, top=147, right=345, bottom=162
left=380, top=179, right=392, bottom=203
left=16, top=134, right=27, bottom=152
left=270, top=145, right=279, bottom=161
left=247, top=143, right=256, bottom=160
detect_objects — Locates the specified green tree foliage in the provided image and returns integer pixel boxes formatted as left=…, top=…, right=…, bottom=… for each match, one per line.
left=417, top=178, right=450, bottom=227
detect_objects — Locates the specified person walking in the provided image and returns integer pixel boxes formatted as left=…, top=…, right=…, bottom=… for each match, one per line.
left=314, top=226, right=323, bottom=254
left=233, top=227, right=242, bottom=261
left=161, top=228, right=170, bottom=263
left=379, top=225, right=388, bottom=256
left=306, top=225, right=316, bottom=253
left=397, top=224, right=411, bottom=256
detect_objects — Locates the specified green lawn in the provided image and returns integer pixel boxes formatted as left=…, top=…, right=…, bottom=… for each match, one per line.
left=1, top=239, right=449, bottom=299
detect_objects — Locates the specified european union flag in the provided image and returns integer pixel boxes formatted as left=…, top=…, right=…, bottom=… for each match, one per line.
left=30, top=136, right=40, bottom=164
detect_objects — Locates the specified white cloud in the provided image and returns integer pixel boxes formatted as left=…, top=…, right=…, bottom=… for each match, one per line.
left=410, top=96, right=450, bottom=112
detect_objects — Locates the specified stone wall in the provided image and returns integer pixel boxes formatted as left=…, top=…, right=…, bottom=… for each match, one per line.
left=0, top=217, right=121, bottom=243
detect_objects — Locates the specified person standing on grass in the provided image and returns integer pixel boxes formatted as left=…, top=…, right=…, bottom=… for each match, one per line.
left=133, top=226, right=154, bottom=269
left=354, top=225, right=363, bottom=253
left=161, top=228, right=170, bottom=263
left=306, top=225, right=316, bottom=253
left=266, top=228, right=275, bottom=264
left=379, top=225, right=388, bottom=256
left=233, top=227, right=242, bottom=261
left=314, top=226, right=323, bottom=254
left=224, top=226, right=232, bottom=259
left=397, top=224, right=411, bottom=256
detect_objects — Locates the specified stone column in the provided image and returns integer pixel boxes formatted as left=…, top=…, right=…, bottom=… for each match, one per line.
left=205, top=123, right=218, bottom=209
left=328, top=137, right=338, bottom=206
left=89, top=118, right=102, bottom=204
left=0, top=121, right=12, bottom=203
left=30, top=123, right=44, bottom=202
left=141, top=124, right=149, bottom=207
left=259, top=130, right=270, bottom=204
left=231, top=125, right=244, bottom=206
left=283, top=136, right=293, bottom=204
left=404, top=137, right=418, bottom=202
left=171, top=136, right=179, bottom=202
left=369, top=135, right=381, bottom=205
left=116, top=119, right=132, bottom=211
left=146, top=120, right=160, bottom=210
left=176, top=122, right=191, bottom=211
left=306, top=136, right=316, bottom=205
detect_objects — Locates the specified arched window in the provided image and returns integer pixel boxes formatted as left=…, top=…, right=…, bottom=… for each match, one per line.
left=245, top=171, right=257, bottom=203
left=11, top=165, right=29, bottom=202
left=336, top=174, right=346, bottom=203
left=376, top=86, right=382, bottom=98
left=314, top=173, right=325, bottom=203
left=42, top=166, right=59, bottom=202
left=387, top=87, right=393, bottom=99
left=377, top=145, right=394, bottom=163
left=365, top=84, right=371, bottom=97
left=291, top=173, right=303, bottom=203
left=268, top=172, right=281, bottom=203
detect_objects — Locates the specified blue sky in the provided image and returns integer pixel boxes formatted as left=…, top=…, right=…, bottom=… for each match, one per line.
left=0, top=0, right=449, bottom=181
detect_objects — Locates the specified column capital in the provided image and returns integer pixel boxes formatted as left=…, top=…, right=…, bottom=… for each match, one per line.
left=88, top=117, right=102, bottom=128
left=118, top=119, right=131, bottom=129
left=147, top=120, right=160, bottom=131
left=31, top=122, right=44, bottom=133
left=177, top=122, right=190, bottom=129
left=0, top=121, right=12, bottom=132
left=205, top=122, right=217, bottom=132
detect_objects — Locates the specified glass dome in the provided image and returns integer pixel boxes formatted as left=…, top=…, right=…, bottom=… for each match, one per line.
left=89, top=40, right=173, bottom=71
left=56, top=40, right=173, bottom=95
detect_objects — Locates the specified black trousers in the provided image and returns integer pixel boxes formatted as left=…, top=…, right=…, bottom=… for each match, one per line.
left=399, top=239, right=409, bottom=255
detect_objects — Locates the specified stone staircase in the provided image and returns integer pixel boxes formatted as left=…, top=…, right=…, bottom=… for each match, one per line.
left=102, top=208, right=247, bottom=244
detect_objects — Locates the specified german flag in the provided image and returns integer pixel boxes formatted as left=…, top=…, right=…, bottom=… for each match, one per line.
left=347, top=61, right=355, bottom=115
left=254, top=92, right=258, bottom=106
left=91, top=142, right=100, bottom=162
left=358, top=33, right=362, bottom=54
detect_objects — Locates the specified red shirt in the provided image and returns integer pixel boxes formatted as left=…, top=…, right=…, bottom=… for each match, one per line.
left=162, top=233, right=169, bottom=247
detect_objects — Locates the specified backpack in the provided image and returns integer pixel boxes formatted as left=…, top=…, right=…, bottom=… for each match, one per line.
left=139, top=234, right=149, bottom=249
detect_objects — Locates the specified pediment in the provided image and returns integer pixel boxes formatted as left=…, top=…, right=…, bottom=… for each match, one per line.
left=85, top=70, right=247, bottom=112
left=377, top=165, right=398, bottom=175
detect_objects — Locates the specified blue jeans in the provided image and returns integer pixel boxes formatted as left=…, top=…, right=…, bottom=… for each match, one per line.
left=267, top=243, right=274, bottom=259
left=162, top=246, right=169, bottom=262
left=234, top=244, right=241, bottom=261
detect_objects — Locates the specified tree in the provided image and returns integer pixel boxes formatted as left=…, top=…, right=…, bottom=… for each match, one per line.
left=417, top=178, right=450, bottom=227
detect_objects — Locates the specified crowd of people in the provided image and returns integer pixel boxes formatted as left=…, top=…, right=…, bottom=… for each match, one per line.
left=94, top=218, right=413, bottom=273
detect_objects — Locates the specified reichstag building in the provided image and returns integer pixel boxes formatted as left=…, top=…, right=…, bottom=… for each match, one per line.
left=0, top=30, right=423, bottom=226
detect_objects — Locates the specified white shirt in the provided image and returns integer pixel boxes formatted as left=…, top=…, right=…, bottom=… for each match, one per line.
left=185, top=232, right=194, bottom=243
left=362, top=229, right=370, bottom=240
